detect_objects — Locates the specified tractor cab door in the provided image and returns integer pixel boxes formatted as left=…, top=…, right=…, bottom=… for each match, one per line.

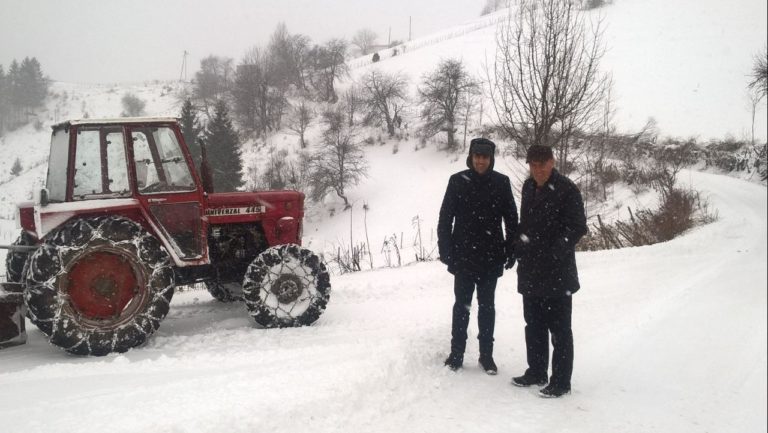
left=128, top=125, right=207, bottom=263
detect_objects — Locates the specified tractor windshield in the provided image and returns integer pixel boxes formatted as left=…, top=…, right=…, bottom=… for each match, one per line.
left=72, top=127, right=131, bottom=200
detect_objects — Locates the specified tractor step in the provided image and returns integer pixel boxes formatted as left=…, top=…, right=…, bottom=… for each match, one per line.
left=0, top=282, right=26, bottom=349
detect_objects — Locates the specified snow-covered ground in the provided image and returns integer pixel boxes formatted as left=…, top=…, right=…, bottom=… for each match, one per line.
left=1, top=170, right=765, bottom=433
left=1, top=1, right=767, bottom=432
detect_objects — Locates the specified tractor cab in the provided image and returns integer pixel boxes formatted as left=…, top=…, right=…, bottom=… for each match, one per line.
left=32, top=118, right=208, bottom=264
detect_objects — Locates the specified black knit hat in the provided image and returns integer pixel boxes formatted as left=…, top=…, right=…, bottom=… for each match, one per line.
left=466, top=137, right=496, bottom=171
left=525, top=144, right=554, bottom=163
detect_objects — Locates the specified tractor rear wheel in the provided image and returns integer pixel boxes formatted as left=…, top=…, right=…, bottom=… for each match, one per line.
left=24, top=216, right=175, bottom=356
left=242, top=244, right=330, bottom=328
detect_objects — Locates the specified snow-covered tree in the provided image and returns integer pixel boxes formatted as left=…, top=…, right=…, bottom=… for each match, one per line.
left=361, top=69, right=409, bottom=137
left=489, top=0, right=610, bottom=170
left=286, top=99, right=314, bottom=148
left=418, top=58, right=479, bottom=151
left=310, top=105, right=367, bottom=208
left=351, top=29, right=378, bottom=55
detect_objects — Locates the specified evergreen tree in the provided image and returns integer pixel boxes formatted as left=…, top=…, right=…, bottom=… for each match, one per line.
left=7, top=60, right=22, bottom=121
left=19, top=57, right=48, bottom=110
left=179, top=99, right=203, bottom=162
left=0, top=65, right=7, bottom=134
left=10, top=157, right=22, bottom=176
left=203, top=100, right=242, bottom=192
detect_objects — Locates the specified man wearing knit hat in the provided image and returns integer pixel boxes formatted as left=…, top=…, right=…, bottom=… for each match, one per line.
left=438, top=137, right=518, bottom=374
left=510, top=144, right=587, bottom=398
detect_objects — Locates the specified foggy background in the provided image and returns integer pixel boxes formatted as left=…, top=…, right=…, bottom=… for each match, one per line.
left=0, top=0, right=480, bottom=83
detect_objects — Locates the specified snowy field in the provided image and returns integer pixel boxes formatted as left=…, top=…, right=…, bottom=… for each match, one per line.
left=1, top=171, right=765, bottom=433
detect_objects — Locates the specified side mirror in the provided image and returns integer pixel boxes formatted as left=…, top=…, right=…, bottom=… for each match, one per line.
left=38, top=189, right=49, bottom=207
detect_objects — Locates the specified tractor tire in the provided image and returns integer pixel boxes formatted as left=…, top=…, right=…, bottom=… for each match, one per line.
left=5, top=230, right=37, bottom=284
left=242, top=244, right=331, bottom=328
left=204, top=281, right=242, bottom=303
left=24, top=216, right=175, bottom=356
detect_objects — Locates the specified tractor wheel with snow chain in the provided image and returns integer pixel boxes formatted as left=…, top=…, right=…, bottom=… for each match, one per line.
left=5, top=230, right=37, bottom=284
left=24, top=216, right=175, bottom=356
left=242, top=244, right=330, bottom=328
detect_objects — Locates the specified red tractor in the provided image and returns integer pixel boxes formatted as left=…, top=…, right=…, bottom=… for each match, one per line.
left=1, top=117, right=330, bottom=356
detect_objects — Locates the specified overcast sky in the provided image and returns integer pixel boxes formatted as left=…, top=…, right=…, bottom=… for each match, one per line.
left=0, top=0, right=482, bottom=83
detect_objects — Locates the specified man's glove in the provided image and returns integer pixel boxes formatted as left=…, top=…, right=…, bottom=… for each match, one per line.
left=504, top=256, right=516, bottom=270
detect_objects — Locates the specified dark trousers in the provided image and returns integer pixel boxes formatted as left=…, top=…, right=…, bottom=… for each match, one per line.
left=523, top=295, right=573, bottom=389
left=450, top=273, right=497, bottom=356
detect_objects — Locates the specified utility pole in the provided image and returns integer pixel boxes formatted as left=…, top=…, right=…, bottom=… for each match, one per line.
left=388, top=27, right=391, bottom=46
left=409, top=16, right=412, bottom=41
left=179, top=50, right=188, bottom=82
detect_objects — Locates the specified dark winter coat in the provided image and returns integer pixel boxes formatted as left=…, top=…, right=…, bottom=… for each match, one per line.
left=516, top=169, right=587, bottom=297
left=438, top=167, right=518, bottom=279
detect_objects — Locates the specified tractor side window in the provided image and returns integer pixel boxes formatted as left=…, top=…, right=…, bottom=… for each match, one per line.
left=133, top=127, right=195, bottom=194
left=46, top=128, right=69, bottom=202
left=106, top=131, right=130, bottom=193
left=73, top=128, right=131, bottom=200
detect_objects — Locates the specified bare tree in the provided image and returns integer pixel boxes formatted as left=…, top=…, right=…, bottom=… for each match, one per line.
left=232, top=47, right=288, bottom=138
left=748, top=45, right=767, bottom=102
left=351, top=29, right=378, bottom=56
left=418, top=58, right=480, bottom=151
left=310, top=106, right=367, bottom=208
left=342, top=85, right=363, bottom=127
left=286, top=99, right=315, bottom=148
left=288, top=33, right=312, bottom=91
left=488, top=0, right=610, bottom=170
left=309, top=39, right=349, bottom=102
left=194, top=55, right=234, bottom=118
left=459, top=87, right=481, bottom=151
left=361, top=69, right=410, bottom=137
left=480, top=0, right=508, bottom=15
left=267, top=23, right=313, bottom=92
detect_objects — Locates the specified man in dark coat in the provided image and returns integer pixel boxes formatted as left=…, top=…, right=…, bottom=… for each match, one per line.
left=438, top=138, right=518, bottom=374
left=511, top=144, right=587, bottom=398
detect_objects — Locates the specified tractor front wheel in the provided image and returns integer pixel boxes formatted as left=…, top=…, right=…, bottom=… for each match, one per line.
left=24, top=216, right=175, bottom=356
left=242, top=244, right=330, bottom=328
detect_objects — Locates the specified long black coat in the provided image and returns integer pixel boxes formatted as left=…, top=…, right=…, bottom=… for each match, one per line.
left=438, top=169, right=518, bottom=278
left=516, top=169, right=587, bottom=297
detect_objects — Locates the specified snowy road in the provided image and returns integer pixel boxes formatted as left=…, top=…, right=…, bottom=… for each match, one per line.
left=1, top=170, right=766, bottom=433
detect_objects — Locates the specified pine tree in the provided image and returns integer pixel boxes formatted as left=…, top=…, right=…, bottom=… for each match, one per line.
left=10, top=157, right=22, bottom=176
left=7, top=60, right=22, bottom=122
left=19, top=57, right=47, bottom=110
left=179, top=99, right=202, bottom=162
left=203, top=100, right=242, bottom=192
left=0, top=65, right=7, bottom=134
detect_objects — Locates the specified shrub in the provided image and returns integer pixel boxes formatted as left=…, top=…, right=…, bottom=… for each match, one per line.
left=121, top=93, right=146, bottom=117
left=578, top=187, right=716, bottom=251
left=584, top=0, right=607, bottom=10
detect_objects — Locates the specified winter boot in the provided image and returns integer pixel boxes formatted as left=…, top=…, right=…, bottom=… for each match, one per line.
left=511, top=374, right=547, bottom=387
left=478, top=355, right=498, bottom=375
left=538, top=383, right=571, bottom=398
left=444, top=352, right=464, bottom=371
